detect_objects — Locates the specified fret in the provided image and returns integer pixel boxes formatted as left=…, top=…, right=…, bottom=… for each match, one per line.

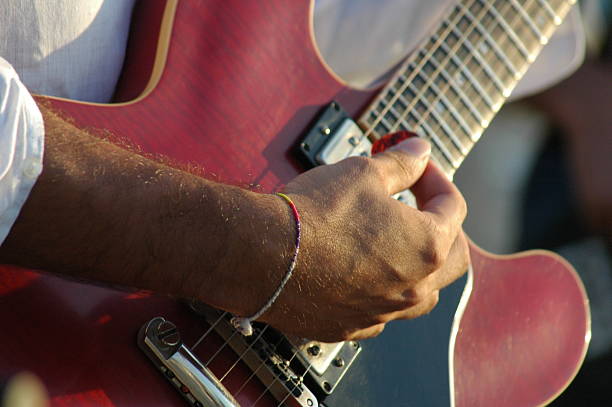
left=435, top=38, right=497, bottom=122
left=419, top=86, right=469, bottom=154
left=487, top=3, right=533, bottom=61
left=416, top=57, right=481, bottom=141
left=527, top=0, right=561, bottom=37
left=410, top=115, right=460, bottom=169
left=496, top=0, right=542, bottom=52
left=508, top=0, right=547, bottom=43
left=460, top=2, right=520, bottom=81
left=453, top=22, right=510, bottom=98
left=397, top=96, right=462, bottom=167
left=369, top=104, right=393, bottom=136
left=414, top=63, right=475, bottom=144
left=422, top=55, right=486, bottom=135
left=425, top=9, right=503, bottom=117
left=477, top=5, right=528, bottom=72
left=536, top=0, right=562, bottom=24
left=396, top=112, right=458, bottom=173
left=361, top=2, right=472, bottom=141
left=425, top=141, right=455, bottom=176
left=359, top=0, right=578, bottom=180
left=548, top=0, right=575, bottom=18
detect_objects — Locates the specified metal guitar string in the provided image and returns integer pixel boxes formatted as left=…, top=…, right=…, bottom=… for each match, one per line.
left=251, top=350, right=306, bottom=407
left=248, top=348, right=314, bottom=407
left=361, top=0, right=479, bottom=149
left=203, top=324, right=245, bottom=368
left=361, top=0, right=563, bottom=173
left=232, top=332, right=292, bottom=398
left=191, top=311, right=228, bottom=350
left=218, top=324, right=272, bottom=382
left=273, top=360, right=316, bottom=407
left=362, top=0, right=506, bottom=165
left=391, top=0, right=552, bottom=148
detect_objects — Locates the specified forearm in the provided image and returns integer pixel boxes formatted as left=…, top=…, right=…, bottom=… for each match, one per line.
left=0, top=103, right=292, bottom=315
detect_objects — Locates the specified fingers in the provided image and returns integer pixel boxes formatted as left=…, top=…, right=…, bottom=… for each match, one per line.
left=428, top=231, right=470, bottom=290
left=410, top=161, right=467, bottom=256
left=375, top=291, right=440, bottom=323
left=380, top=232, right=470, bottom=323
left=369, top=137, right=431, bottom=195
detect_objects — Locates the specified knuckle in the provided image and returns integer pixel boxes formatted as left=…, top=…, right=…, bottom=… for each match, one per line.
left=404, top=284, right=430, bottom=306
left=421, top=237, right=446, bottom=271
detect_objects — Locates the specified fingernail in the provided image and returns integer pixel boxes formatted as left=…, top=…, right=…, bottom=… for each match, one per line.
left=389, top=137, right=431, bottom=158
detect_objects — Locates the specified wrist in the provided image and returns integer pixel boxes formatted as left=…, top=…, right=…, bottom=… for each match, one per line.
left=181, top=186, right=294, bottom=317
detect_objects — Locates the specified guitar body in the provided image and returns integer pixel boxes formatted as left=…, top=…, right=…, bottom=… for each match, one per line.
left=0, top=0, right=589, bottom=406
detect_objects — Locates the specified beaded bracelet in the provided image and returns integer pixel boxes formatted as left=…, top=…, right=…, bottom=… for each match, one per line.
left=231, top=192, right=302, bottom=336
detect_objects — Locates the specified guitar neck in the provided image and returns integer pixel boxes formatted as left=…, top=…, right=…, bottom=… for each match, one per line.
left=357, top=0, right=576, bottom=178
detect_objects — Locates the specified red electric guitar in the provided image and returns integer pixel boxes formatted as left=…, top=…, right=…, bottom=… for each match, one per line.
left=0, top=1, right=590, bottom=406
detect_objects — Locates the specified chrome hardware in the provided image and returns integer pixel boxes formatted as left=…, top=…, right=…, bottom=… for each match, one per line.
left=299, top=102, right=370, bottom=167
left=289, top=339, right=360, bottom=395
left=299, top=102, right=417, bottom=206
left=316, top=119, right=371, bottom=164
left=138, top=317, right=238, bottom=407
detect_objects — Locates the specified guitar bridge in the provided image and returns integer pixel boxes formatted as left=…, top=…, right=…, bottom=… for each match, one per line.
left=139, top=313, right=341, bottom=407
left=189, top=304, right=361, bottom=400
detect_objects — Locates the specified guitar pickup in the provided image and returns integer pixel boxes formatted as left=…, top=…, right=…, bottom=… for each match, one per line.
left=299, top=102, right=372, bottom=166
left=299, top=102, right=416, bottom=206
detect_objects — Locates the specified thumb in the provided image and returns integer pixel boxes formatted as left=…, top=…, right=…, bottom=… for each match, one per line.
left=371, top=136, right=431, bottom=195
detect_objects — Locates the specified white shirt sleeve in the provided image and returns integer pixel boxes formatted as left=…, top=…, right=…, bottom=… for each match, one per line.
left=0, top=57, right=44, bottom=244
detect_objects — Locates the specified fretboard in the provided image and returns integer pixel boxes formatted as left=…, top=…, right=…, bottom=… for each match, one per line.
left=358, top=0, right=576, bottom=178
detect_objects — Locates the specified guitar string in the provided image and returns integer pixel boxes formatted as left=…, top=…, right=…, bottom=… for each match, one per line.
left=206, top=0, right=524, bottom=404
left=361, top=0, right=502, bottom=166
left=203, top=324, right=244, bottom=367
left=273, top=360, right=316, bottom=407
left=191, top=310, right=228, bottom=350
left=360, top=0, right=549, bottom=172
left=218, top=324, right=272, bottom=382
left=361, top=0, right=534, bottom=141
left=232, top=333, right=293, bottom=398
left=360, top=0, right=479, bottom=149
left=373, top=0, right=507, bottom=162
left=251, top=349, right=304, bottom=407
left=250, top=350, right=314, bottom=407
left=364, top=0, right=562, bottom=154
left=386, top=0, right=549, bottom=156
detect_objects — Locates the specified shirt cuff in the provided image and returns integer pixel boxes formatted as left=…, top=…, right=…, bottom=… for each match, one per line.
left=0, top=57, right=45, bottom=245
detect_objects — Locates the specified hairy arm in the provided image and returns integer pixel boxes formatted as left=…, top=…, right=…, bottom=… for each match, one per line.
left=0, top=103, right=293, bottom=316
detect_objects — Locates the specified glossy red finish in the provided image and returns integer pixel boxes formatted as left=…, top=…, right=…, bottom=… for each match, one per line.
left=0, top=0, right=589, bottom=406
left=47, top=0, right=375, bottom=191
left=455, top=245, right=589, bottom=407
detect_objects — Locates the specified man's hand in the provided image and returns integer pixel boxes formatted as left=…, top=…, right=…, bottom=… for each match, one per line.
left=260, top=138, right=469, bottom=342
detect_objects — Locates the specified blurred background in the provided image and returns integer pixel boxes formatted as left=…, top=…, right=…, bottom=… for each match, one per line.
left=454, top=0, right=611, bottom=404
